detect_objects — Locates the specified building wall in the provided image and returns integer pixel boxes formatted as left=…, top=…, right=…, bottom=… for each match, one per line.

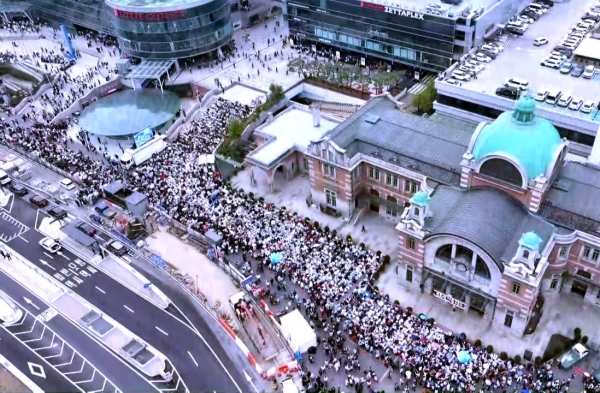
left=397, top=233, right=425, bottom=288
left=470, top=173, right=529, bottom=205
left=308, top=156, right=352, bottom=217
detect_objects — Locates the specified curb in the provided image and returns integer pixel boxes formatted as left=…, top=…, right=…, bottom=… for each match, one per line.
left=219, top=318, right=263, bottom=375
left=0, top=353, right=44, bottom=393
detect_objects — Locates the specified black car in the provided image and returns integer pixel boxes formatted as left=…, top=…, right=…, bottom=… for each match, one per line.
left=496, top=87, right=520, bottom=100
left=571, top=65, right=584, bottom=77
left=75, top=221, right=97, bottom=237
left=537, top=0, right=554, bottom=7
left=9, top=183, right=27, bottom=196
left=506, top=27, right=525, bottom=36
left=29, top=195, right=49, bottom=207
left=478, top=49, right=497, bottom=59
left=522, top=10, right=540, bottom=20
left=106, top=240, right=128, bottom=257
left=48, top=206, right=67, bottom=219
left=583, top=13, right=600, bottom=22
left=554, top=46, right=573, bottom=56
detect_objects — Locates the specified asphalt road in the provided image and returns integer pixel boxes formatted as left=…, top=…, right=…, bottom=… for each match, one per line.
left=0, top=268, right=153, bottom=392
left=2, top=193, right=251, bottom=393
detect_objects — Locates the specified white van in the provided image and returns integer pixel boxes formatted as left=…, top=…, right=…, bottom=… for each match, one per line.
left=505, top=77, right=529, bottom=90
left=545, top=89, right=562, bottom=105
left=281, top=378, right=299, bottom=393
left=0, top=169, right=10, bottom=186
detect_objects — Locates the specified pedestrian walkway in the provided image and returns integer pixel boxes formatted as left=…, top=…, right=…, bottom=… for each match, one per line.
left=407, top=73, right=436, bottom=95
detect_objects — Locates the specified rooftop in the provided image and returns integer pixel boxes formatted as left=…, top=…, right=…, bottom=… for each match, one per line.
left=540, top=161, right=600, bottom=234
left=424, top=186, right=555, bottom=269
left=246, top=105, right=340, bottom=168
left=329, top=95, right=476, bottom=186
left=360, top=0, right=496, bottom=19
left=442, top=0, right=600, bottom=123
left=573, top=37, right=600, bottom=60
left=125, top=60, right=176, bottom=81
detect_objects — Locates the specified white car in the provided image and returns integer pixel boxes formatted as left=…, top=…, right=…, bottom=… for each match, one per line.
left=533, top=37, right=548, bottom=46
left=583, top=65, right=596, bottom=79
left=452, top=72, right=471, bottom=81
left=581, top=100, right=595, bottom=113
left=534, top=89, right=549, bottom=102
left=60, top=178, right=76, bottom=190
left=0, top=290, right=23, bottom=326
left=481, top=44, right=501, bottom=53
left=562, top=42, right=578, bottom=50
left=40, top=237, right=61, bottom=254
left=465, top=60, right=484, bottom=71
left=568, top=98, right=583, bottom=111
left=557, top=94, right=573, bottom=107
left=542, top=59, right=563, bottom=69
left=474, top=53, right=492, bottom=63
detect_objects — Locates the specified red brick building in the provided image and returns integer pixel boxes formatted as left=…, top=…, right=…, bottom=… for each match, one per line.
left=306, top=93, right=600, bottom=336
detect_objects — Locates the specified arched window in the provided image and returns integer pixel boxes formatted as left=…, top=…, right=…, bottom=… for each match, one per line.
left=475, top=256, right=491, bottom=280
left=479, top=158, right=523, bottom=186
left=435, top=244, right=453, bottom=262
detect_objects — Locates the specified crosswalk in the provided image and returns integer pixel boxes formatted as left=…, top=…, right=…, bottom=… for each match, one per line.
left=0, top=254, right=64, bottom=303
left=408, top=74, right=436, bottom=95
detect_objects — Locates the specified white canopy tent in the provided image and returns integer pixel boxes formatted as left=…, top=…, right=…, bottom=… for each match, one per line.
left=279, top=309, right=317, bottom=354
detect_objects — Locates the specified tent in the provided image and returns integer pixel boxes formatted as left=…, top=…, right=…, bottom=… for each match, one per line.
left=279, top=309, right=317, bottom=353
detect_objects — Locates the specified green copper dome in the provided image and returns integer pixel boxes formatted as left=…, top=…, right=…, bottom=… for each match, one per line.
left=472, top=95, right=562, bottom=180
left=410, top=191, right=430, bottom=207
left=519, top=231, right=542, bottom=251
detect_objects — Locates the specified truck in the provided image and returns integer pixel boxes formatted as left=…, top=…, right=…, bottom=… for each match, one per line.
left=120, top=135, right=167, bottom=169
left=559, top=343, right=589, bottom=369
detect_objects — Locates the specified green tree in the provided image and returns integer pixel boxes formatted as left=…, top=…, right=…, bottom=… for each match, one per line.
left=372, top=74, right=385, bottom=94
left=413, top=84, right=437, bottom=113
left=227, top=118, right=244, bottom=140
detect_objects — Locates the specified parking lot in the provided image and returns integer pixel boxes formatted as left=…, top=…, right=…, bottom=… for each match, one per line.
left=453, top=0, right=600, bottom=119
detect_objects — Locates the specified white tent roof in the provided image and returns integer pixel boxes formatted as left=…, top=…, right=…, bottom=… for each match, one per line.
left=280, top=309, right=316, bottom=353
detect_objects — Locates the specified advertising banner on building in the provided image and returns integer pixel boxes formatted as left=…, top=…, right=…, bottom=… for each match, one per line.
left=336, top=51, right=340, bottom=60
left=360, top=57, right=366, bottom=67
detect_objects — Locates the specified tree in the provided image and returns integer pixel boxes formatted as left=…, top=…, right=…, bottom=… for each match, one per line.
left=227, top=118, right=244, bottom=140
left=322, top=63, right=335, bottom=83
left=413, top=83, right=436, bottom=113
left=372, top=74, right=385, bottom=94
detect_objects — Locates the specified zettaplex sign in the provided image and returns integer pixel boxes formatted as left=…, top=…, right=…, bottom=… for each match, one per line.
left=360, top=1, right=425, bottom=19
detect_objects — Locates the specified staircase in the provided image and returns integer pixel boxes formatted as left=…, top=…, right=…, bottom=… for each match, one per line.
left=317, top=101, right=362, bottom=120
left=349, top=207, right=365, bottom=227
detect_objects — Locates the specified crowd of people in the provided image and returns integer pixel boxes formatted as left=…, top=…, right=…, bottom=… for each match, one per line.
left=0, top=16, right=597, bottom=393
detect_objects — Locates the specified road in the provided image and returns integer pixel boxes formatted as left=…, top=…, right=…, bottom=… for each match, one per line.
left=1, top=192, right=251, bottom=393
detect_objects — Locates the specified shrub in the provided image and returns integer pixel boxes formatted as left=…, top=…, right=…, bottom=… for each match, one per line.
left=500, top=352, right=508, bottom=360
left=406, top=306, right=413, bottom=314
left=324, top=226, right=330, bottom=233
left=332, top=229, right=337, bottom=236
left=474, top=339, right=482, bottom=348
left=373, top=285, right=379, bottom=292
left=383, top=255, right=391, bottom=264
left=427, top=318, right=435, bottom=324
left=459, top=333, right=467, bottom=341
left=486, top=345, right=494, bottom=354
left=360, top=242, right=366, bottom=250
left=574, top=327, right=582, bottom=338
left=346, top=234, right=353, bottom=242
left=373, top=272, right=380, bottom=280
left=394, top=300, right=400, bottom=306
left=582, top=335, right=589, bottom=344
left=514, top=355, right=522, bottom=364
left=313, top=221, right=319, bottom=229
left=248, top=192, right=254, bottom=198
left=535, top=356, right=542, bottom=365
left=258, top=196, right=265, bottom=203
left=376, top=250, right=382, bottom=256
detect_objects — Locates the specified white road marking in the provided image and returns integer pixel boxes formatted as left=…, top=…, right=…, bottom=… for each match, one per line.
left=155, top=326, right=168, bottom=336
left=188, top=351, right=198, bottom=367
left=18, top=236, right=28, bottom=243
left=123, top=305, right=134, bottom=313
left=43, top=252, right=54, bottom=260
left=94, top=286, right=105, bottom=294
left=195, top=330, right=243, bottom=393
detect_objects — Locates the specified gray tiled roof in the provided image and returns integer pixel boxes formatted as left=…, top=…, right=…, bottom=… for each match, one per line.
left=424, top=186, right=555, bottom=271
left=329, top=96, right=475, bottom=185
left=540, top=162, right=600, bottom=235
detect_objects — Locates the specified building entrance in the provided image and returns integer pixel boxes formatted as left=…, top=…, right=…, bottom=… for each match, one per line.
left=571, top=280, right=588, bottom=297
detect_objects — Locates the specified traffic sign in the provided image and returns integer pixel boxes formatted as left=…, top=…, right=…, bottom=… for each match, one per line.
left=241, top=276, right=255, bottom=287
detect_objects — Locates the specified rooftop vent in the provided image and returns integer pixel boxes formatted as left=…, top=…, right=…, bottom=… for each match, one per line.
left=389, top=157, right=399, bottom=164
left=372, top=151, right=381, bottom=157
left=551, top=179, right=571, bottom=192
left=364, top=114, right=381, bottom=124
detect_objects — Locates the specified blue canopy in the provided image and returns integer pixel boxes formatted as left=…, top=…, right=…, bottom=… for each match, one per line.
left=457, top=350, right=471, bottom=364
left=270, top=253, right=283, bottom=264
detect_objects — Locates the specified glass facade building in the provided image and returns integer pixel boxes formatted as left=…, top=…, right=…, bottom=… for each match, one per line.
left=285, top=0, right=531, bottom=72
left=19, top=0, right=233, bottom=60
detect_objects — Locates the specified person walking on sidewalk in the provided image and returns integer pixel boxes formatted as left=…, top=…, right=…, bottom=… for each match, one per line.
left=361, top=225, right=366, bottom=232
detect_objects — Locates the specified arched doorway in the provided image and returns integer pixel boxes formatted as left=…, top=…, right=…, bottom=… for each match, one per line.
left=386, top=196, right=398, bottom=216
left=369, top=189, right=380, bottom=212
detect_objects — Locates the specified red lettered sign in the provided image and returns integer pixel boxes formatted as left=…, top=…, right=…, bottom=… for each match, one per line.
left=114, top=9, right=185, bottom=21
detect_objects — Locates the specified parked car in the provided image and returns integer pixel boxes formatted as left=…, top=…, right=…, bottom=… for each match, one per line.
left=47, top=206, right=67, bottom=219
left=534, top=89, right=549, bottom=101
left=542, top=58, right=563, bottom=68
left=569, top=97, right=583, bottom=110
left=506, top=26, right=525, bottom=35
left=518, top=15, right=534, bottom=24
left=496, top=87, right=520, bottom=100
left=60, top=178, right=76, bottom=190
left=39, top=237, right=61, bottom=254
left=29, top=195, right=48, bottom=208
left=559, top=344, right=589, bottom=369
left=8, top=183, right=27, bottom=196
left=557, top=94, right=573, bottom=107
left=94, top=201, right=117, bottom=219
left=571, top=65, right=585, bottom=77
left=477, top=49, right=498, bottom=59
left=583, top=65, right=596, bottom=79
left=581, top=100, right=595, bottom=113
left=559, top=61, right=573, bottom=74
left=522, top=10, right=540, bottom=20
left=452, top=70, right=472, bottom=81
left=474, top=53, right=492, bottom=63
left=105, top=240, right=128, bottom=257
left=533, top=37, right=548, bottom=46
left=75, top=221, right=97, bottom=237
left=554, top=46, right=573, bottom=56
left=481, top=44, right=501, bottom=53
left=446, top=78, right=463, bottom=86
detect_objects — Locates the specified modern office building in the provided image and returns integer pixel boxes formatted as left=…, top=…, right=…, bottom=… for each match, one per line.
left=15, top=0, right=234, bottom=59
left=285, top=0, right=531, bottom=72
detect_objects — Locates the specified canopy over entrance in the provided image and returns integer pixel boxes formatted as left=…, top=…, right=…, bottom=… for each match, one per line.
left=125, top=59, right=176, bottom=93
